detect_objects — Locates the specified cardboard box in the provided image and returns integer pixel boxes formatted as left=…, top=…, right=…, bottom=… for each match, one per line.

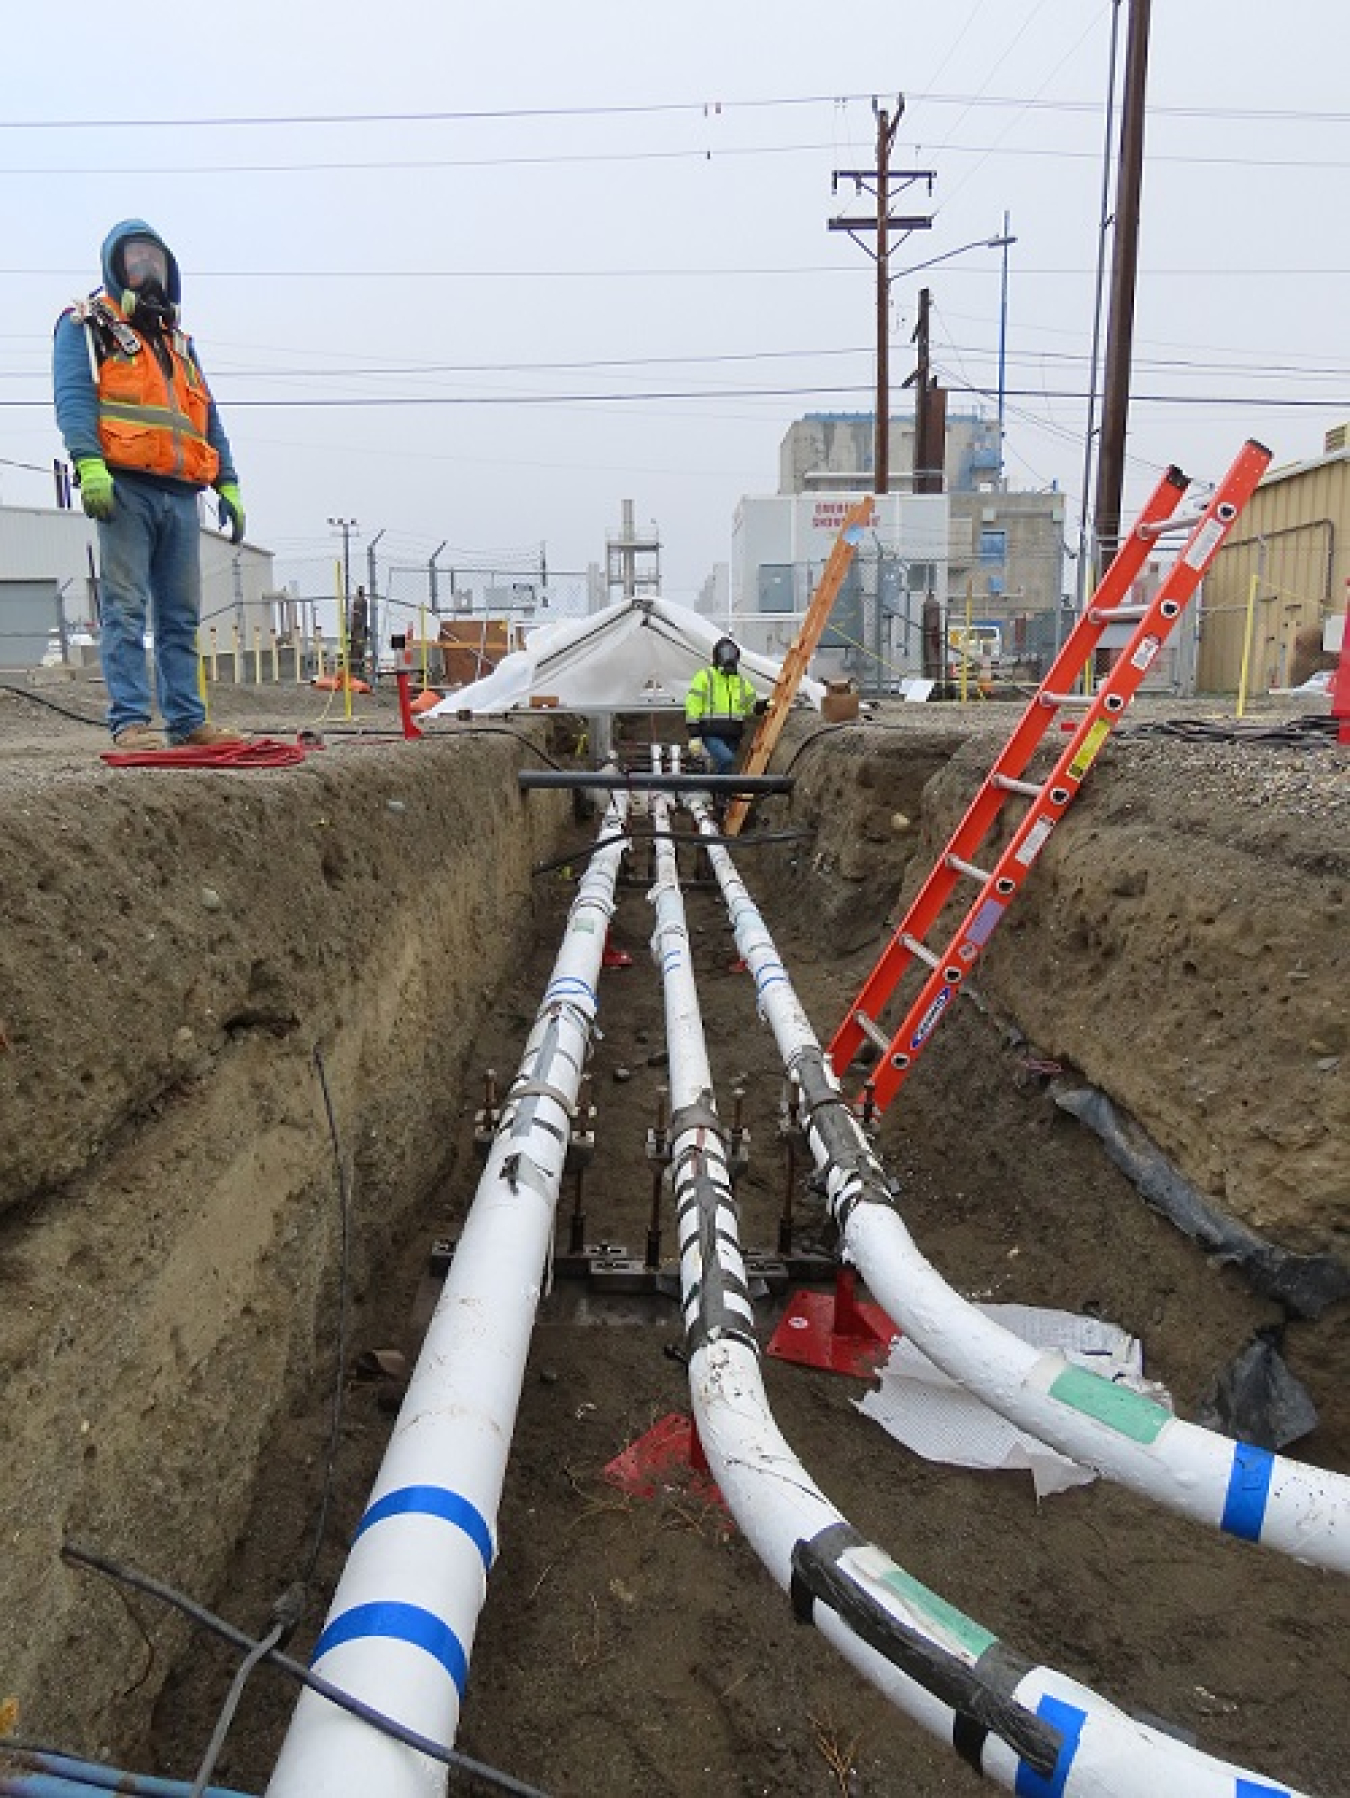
left=529, top=694, right=560, bottom=709
left=820, top=679, right=859, bottom=724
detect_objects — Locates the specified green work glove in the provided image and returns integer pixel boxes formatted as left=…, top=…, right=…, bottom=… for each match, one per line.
left=75, top=457, right=115, bottom=521
left=215, top=481, right=246, bottom=544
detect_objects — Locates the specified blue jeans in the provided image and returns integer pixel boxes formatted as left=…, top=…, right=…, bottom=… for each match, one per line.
left=97, top=475, right=206, bottom=740
left=702, top=734, right=740, bottom=774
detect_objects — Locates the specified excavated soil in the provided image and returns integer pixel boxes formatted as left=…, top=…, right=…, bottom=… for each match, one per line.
left=0, top=678, right=1346, bottom=1798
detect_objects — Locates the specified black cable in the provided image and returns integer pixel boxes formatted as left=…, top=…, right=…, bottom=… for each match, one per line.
left=0, top=680, right=106, bottom=728
left=61, top=1544, right=552, bottom=1798
left=305, top=1047, right=353, bottom=1589
left=432, top=722, right=574, bottom=773
left=1113, top=713, right=1339, bottom=746
left=189, top=1617, right=286, bottom=1797
left=532, top=824, right=808, bottom=877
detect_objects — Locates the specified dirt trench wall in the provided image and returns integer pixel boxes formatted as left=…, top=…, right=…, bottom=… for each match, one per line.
left=0, top=735, right=567, bottom=1751
left=775, top=720, right=1348, bottom=1257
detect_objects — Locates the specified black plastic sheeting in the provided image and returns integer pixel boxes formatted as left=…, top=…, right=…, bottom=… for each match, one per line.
left=1050, top=1081, right=1350, bottom=1322
left=1195, top=1327, right=1321, bottom=1451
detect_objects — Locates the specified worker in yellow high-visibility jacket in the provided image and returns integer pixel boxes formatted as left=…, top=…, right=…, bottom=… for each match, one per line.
left=685, top=637, right=766, bottom=772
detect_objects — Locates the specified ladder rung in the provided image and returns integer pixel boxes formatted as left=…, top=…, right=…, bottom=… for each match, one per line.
left=946, top=853, right=993, bottom=883
left=1088, top=602, right=1150, bottom=625
left=992, top=772, right=1043, bottom=798
left=1038, top=691, right=1094, bottom=708
left=900, top=933, right=941, bottom=970
left=853, top=1009, right=893, bottom=1054
left=1140, top=510, right=1210, bottom=539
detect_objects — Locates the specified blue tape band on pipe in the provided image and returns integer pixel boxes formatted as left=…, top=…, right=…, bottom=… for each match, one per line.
left=1013, top=1695, right=1086, bottom=1797
left=356, top=1484, right=495, bottom=1570
left=312, top=1600, right=469, bottom=1695
left=545, top=977, right=596, bottom=1003
left=1235, top=1780, right=1292, bottom=1796
left=1221, top=1442, right=1275, bottom=1542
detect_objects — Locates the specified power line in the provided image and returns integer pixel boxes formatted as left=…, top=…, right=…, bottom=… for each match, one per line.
left=7, top=140, right=1350, bottom=180
left=6, top=382, right=1347, bottom=411
left=0, top=93, right=873, bottom=131
left=4, top=90, right=1350, bottom=131
left=0, top=141, right=844, bottom=179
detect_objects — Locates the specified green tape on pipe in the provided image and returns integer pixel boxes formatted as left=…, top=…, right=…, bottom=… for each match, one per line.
left=1050, top=1364, right=1170, bottom=1444
left=877, top=1565, right=997, bottom=1661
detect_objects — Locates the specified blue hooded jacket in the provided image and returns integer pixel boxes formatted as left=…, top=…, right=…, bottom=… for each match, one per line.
left=52, top=218, right=237, bottom=489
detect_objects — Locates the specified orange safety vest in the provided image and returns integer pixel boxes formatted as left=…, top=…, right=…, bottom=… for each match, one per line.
left=91, top=301, right=219, bottom=486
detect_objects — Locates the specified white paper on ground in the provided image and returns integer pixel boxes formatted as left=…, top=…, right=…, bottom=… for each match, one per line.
left=856, top=1302, right=1173, bottom=1499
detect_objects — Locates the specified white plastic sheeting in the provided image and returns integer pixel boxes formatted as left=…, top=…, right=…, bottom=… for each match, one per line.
left=859, top=1305, right=1171, bottom=1499
left=426, top=594, right=823, bottom=716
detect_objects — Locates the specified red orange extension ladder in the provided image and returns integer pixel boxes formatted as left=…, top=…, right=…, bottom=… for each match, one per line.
left=827, top=437, right=1273, bottom=1121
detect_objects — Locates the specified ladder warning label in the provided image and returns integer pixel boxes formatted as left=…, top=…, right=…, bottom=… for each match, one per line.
left=1068, top=719, right=1112, bottom=782
left=1014, top=818, right=1055, bottom=866
left=1130, top=634, right=1162, bottom=671
left=966, top=897, right=1006, bottom=946
left=1183, top=518, right=1226, bottom=569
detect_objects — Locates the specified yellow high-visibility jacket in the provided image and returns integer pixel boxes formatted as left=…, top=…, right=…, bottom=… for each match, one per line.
left=685, top=665, right=757, bottom=741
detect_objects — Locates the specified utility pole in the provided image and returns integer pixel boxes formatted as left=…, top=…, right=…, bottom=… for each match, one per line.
left=428, top=541, right=447, bottom=618
left=907, top=288, right=947, bottom=497
left=328, top=517, right=358, bottom=649
left=1094, top=0, right=1152, bottom=566
left=366, top=529, right=385, bottom=680
left=874, top=103, right=898, bottom=496
left=829, top=101, right=933, bottom=495
left=997, top=210, right=1012, bottom=482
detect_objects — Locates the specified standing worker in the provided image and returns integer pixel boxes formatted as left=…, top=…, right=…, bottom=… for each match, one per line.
left=53, top=220, right=247, bottom=752
left=685, top=635, right=767, bottom=773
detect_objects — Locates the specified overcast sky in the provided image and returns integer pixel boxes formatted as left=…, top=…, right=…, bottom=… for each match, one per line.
left=4, top=0, right=1348, bottom=609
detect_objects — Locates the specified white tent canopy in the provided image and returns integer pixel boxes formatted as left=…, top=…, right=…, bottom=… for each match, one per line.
left=428, top=595, right=825, bottom=716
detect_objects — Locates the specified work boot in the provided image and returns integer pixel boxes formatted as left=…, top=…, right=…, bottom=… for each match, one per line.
left=112, top=724, right=165, bottom=751
left=171, top=723, right=247, bottom=748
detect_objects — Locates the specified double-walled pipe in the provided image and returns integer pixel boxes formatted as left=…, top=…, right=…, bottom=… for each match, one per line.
left=671, top=793, right=1315, bottom=1796
left=688, top=794, right=1350, bottom=1573
left=266, top=794, right=630, bottom=1798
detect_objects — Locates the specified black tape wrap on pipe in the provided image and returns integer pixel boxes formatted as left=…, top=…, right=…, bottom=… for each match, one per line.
left=789, top=1046, right=898, bottom=1229
left=790, top=1530, right=1060, bottom=1778
left=673, top=1137, right=759, bottom=1360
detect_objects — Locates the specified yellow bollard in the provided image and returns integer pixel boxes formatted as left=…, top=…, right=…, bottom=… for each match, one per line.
left=1236, top=571, right=1260, bottom=719
left=231, top=624, right=241, bottom=684
left=209, top=626, right=219, bottom=683
left=252, top=623, right=262, bottom=686
left=270, top=629, right=280, bottom=683
left=197, top=653, right=210, bottom=721
left=419, top=605, right=429, bottom=688
left=336, top=559, right=353, bottom=721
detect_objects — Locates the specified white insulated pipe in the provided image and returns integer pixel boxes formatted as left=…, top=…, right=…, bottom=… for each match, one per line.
left=267, top=794, right=631, bottom=1798
left=687, top=794, right=1350, bottom=1576
left=649, top=795, right=1311, bottom=1798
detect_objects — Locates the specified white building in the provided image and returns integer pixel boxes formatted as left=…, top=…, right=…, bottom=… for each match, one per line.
left=730, top=490, right=949, bottom=682
left=0, top=502, right=276, bottom=669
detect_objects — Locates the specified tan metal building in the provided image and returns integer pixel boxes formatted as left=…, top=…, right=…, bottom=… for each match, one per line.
left=1197, top=429, right=1350, bottom=692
